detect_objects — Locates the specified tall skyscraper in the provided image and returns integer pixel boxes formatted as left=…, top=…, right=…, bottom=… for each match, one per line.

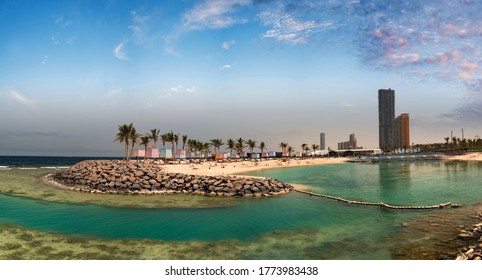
left=319, top=133, right=325, bottom=150
left=349, top=133, right=357, bottom=148
left=378, top=88, right=395, bottom=148
left=393, top=113, right=410, bottom=148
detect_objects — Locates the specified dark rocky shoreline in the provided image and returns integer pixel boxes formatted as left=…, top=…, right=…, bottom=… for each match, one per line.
left=45, top=160, right=293, bottom=197
left=455, top=211, right=482, bottom=260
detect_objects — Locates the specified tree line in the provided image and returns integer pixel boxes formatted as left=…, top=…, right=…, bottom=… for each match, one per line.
left=114, top=123, right=322, bottom=162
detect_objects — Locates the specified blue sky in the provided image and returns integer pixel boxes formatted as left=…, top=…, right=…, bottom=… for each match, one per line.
left=1, top=0, right=481, bottom=156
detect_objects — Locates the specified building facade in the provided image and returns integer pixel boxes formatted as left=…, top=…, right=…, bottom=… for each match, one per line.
left=392, top=113, right=410, bottom=148
left=319, top=133, right=325, bottom=150
left=337, top=133, right=358, bottom=150
left=378, top=88, right=395, bottom=149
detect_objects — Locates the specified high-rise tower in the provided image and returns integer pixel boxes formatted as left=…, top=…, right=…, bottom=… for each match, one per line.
left=378, top=88, right=395, bottom=148
left=319, top=133, right=325, bottom=150
left=393, top=113, right=410, bottom=148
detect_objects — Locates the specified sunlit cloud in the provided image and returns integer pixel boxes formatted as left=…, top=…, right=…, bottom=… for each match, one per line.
left=166, top=85, right=197, bottom=96
left=106, top=88, right=123, bottom=98
left=6, top=90, right=36, bottom=108
left=219, top=64, right=232, bottom=70
left=113, top=42, right=127, bottom=60
left=258, top=3, right=334, bottom=45
left=182, top=0, right=251, bottom=30
left=222, top=40, right=236, bottom=49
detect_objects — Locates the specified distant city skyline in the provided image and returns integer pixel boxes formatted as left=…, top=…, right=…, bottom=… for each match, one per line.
left=1, top=1, right=481, bottom=156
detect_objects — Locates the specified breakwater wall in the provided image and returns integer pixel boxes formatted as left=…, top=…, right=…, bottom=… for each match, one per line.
left=46, top=160, right=293, bottom=197
left=348, top=154, right=444, bottom=163
left=294, top=189, right=461, bottom=210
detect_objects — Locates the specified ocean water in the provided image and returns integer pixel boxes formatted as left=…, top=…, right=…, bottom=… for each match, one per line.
left=0, top=157, right=481, bottom=259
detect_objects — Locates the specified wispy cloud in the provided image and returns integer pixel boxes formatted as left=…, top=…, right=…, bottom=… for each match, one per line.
left=258, top=3, right=334, bottom=45
left=6, top=90, right=36, bottom=108
left=222, top=40, right=236, bottom=49
left=51, top=14, right=73, bottom=46
left=145, top=85, right=197, bottom=109
left=53, top=15, right=72, bottom=28
left=164, top=85, right=197, bottom=97
left=129, top=10, right=150, bottom=40
left=219, top=64, right=232, bottom=70
left=341, top=102, right=363, bottom=113
left=41, top=55, right=48, bottom=65
left=106, top=88, right=123, bottom=98
left=113, top=42, right=128, bottom=60
left=182, top=0, right=251, bottom=31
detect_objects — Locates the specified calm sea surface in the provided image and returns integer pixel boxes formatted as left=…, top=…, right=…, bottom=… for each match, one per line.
left=1, top=156, right=481, bottom=259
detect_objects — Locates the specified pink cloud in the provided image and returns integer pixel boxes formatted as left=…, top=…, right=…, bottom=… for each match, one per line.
left=460, top=60, right=478, bottom=72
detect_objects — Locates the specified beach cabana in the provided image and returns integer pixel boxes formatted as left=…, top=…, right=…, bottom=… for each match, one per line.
left=146, top=148, right=159, bottom=158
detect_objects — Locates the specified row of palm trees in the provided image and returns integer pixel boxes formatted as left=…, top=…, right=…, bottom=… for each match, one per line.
left=114, top=123, right=188, bottom=161
left=115, top=123, right=325, bottom=162
left=411, top=136, right=482, bottom=154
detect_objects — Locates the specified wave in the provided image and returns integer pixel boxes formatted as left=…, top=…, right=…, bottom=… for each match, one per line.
left=18, top=167, right=39, bottom=170
left=40, top=166, right=70, bottom=169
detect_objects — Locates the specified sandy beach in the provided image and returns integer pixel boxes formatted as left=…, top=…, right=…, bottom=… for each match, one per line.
left=162, top=152, right=482, bottom=177
left=162, top=157, right=349, bottom=177
left=443, top=152, right=482, bottom=162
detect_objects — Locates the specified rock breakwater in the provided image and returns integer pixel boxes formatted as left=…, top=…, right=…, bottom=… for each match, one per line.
left=456, top=211, right=482, bottom=260
left=46, top=160, right=293, bottom=197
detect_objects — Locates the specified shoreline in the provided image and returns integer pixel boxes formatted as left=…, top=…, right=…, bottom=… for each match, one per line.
left=45, top=160, right=294, bottom=197
left=442, top=152, right=482, bottom=162
left=162, top=157, right=349, bottom=177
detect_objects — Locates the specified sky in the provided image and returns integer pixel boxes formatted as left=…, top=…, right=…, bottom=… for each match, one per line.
left=1, top=0, right=481, bottom=156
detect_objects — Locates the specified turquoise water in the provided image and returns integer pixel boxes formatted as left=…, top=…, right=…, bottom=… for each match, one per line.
left=245, top=161, right=482, bottom=206
left=1, top=160, right=481, bottom=259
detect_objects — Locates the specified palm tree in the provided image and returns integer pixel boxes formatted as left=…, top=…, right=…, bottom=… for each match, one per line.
left=301, top=143, right=308, bottom=158
left=140, top=134, right=151, bottom=160
left=161, top=133, right=169, bottom=149
left=259, top=141, right=266, bottom=154
left=128, top=127, right=140, bottom=160
left=444, top=137, right=450, bottom=151
left=246, top=139, right=257, bottom=153
left=210, top=138, right=224, bottom=154
left=287, top=146, right=294, bottom=157
left=226, top=138, right=235, bottom=156
left=235, top=138, right=245, bottom=156
left=182, top=135, right=188, bottom=150
left=187, top=139, right=198, bottom=158
left=114, top=123, right=133, bottom=162
left=150, top=129, right=160, bottom=148
left=304, top=145, right=311, bottom=157
left=201, top=142, right=211, bottom=157
left=279, top=142, right=288, bottom=157
left=174, top=133, right=179, bottom=153
left=164, top=131, right=175, bottom=159
left=311, top=144, right=320, bottom=157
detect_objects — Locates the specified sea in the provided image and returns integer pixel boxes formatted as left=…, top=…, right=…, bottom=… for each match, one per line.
left=0, top=155, right=481, bottom=260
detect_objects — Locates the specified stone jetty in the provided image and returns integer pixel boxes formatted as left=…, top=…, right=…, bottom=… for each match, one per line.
left=46, top=160, right=293, bottom=197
